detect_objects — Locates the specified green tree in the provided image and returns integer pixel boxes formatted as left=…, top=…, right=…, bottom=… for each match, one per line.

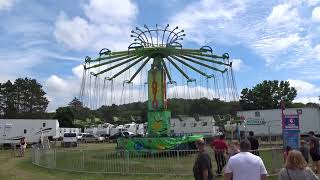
left=68, top=97, right=91, bottom=120
left=288, top=102, right=306, bottom=108
left=240, top=80, right=297, bottom=110
left=306, top=102, right=319, bottom=107
left=98, top=104, right=119, bottom=123
left=54, top=107, right=74, bottom=127
left=0, top=78, right=49, bottom=118
left=0, top=81, right=16, bottom=118
left=15, top=78, right=49, bottom=118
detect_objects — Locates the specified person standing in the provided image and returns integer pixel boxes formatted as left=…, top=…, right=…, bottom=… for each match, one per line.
left=193, top=138, right=214, bottom=180
left=278, top=150, right=318, bottom=180
left=228, top=140, right=240, bottom=158
left=19, top=137, right=27, bottom=157
left=211, top=134, right=228, bottom=175
left=283, top=146, right=292, bottom=163
left=247, top=131, right=259, bottom=156
left=309, top=131, right=320, bottom=173
left=224, top=139, right=267, bottom=180
left=300, top=140, right=309, bottom=163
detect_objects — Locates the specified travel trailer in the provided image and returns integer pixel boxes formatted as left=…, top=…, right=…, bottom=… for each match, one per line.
left=237, top=107, right=320, bottom=136
left=110, top=125, right=125, bottom=137
left=170, top=116, right=220, bottom=138
left=0, top=119, right=59, bottom=145
left=84, top=126, right=98, bottom=135
left=96, top=123, right=113, bottom=135
left=123, top=122, right=146, bottom=136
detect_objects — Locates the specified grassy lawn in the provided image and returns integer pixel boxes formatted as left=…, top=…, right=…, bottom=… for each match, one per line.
left=0, top=143, right=279, bottom=180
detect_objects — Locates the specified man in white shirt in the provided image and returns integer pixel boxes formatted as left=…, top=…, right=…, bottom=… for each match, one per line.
left=224, top=139, right=267, bottom=180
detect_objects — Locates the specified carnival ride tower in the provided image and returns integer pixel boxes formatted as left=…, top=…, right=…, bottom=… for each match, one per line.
left=80, top=24, right=237, bottom=150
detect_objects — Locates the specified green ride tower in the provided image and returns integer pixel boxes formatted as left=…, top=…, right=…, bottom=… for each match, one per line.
left=147, top=56, right=171, bottom=137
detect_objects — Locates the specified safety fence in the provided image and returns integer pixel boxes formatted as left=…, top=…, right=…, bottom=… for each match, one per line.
left=31, top=145, right=284, bottom=176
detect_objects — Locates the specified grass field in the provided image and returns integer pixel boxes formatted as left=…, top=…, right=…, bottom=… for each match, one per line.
left=0, top=143, right=278, bottom=180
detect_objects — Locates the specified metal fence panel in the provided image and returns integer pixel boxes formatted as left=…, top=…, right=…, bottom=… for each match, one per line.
left=31, top=145, right=283, bottom=176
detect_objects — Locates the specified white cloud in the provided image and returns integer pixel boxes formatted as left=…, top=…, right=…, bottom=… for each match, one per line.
left=288, top=79, right=319, bottom=95
left=44, top=73, right=82, bottom=112
left=266, top=4, right=300, bottom=26
left=72, top=64, right=84, bottom=79
left=294, top=96, right=319, bottom=104
left=45, top=75, right=69, bottom=94
left=169, top=1, right=320, bottom=73
left=231, top=59, right=247, bottom=71
left=0, top=47, right=83, bottom=88
left=312, top=44, right=320, bottom=58
left=312, top=7, right=320, bottom=22
left=54, top=0, right=137, bottom=51
left=252, top=34, right=301, bottom=56
left=54, top=14, right=96, bottom=50
left=0, top=0, right=15, bottom=11
left=288, top=79, right=320, bottom=104
left=169, top=0, right=248, bottom=45
left=83, top=0, right=137, bottom=24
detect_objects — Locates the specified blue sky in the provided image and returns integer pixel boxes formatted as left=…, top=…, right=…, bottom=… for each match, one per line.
left=0, top=0, right=320, bottom=111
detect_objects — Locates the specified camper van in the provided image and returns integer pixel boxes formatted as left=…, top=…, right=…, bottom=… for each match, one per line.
left=0, top=119, right=59, bottom=145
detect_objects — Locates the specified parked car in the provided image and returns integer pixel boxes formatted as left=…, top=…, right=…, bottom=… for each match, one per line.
left=98, top=134, right=109, bottom=142
left=123, top=131, right=136, bottom=137
left=61, top=133, right=77, bottom=147
left=77, top=133, right=89, bottom=141
left=81, top=134, right=99, bottom=143
left=109, top=131, right=136, bottom=142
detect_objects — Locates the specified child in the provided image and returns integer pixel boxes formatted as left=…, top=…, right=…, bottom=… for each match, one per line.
left=19, top=137, right=27, bottom=157
left=300, top=140, right=309, bottom=163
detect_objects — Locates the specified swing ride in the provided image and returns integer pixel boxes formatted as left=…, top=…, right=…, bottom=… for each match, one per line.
left=80, top=24, right=238, bottom=150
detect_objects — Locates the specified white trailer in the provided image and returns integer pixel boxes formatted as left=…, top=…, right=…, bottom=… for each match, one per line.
left=124, top=122, right=137, bottom=134
left=84, top=127, right=98, bottom=134
left=170, top=116, right=220, bottom=137
left=237, top=107, right=320, bottom=136
left=96, top=123, right=113, bottom=135
left=137, top=123, right=147, bottom=136
left=0, top=119, right=59, bottom=145
left=110, top=125, right=125, bottom=136
left=123, top=122, right=147, bottom=136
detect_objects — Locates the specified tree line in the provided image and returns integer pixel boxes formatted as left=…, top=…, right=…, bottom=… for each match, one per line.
left=1, top=78, right=318, bottom=128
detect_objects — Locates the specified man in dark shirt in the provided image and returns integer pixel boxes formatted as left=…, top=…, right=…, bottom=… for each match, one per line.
left=309, top=131, right=320, bottom=173
left=247, top=131, right=259, bottom=156
left=193, top=138, right=214, bottom=180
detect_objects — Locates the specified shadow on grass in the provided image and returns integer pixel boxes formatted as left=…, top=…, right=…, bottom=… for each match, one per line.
left=15, top=158, right=197, bottom=180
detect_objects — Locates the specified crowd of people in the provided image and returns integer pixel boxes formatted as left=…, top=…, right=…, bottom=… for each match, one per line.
left=193, top=131, right=320, bottom=180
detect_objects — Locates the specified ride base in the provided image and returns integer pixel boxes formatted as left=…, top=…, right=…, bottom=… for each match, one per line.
left=117, top=135, right=203, bottom=151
